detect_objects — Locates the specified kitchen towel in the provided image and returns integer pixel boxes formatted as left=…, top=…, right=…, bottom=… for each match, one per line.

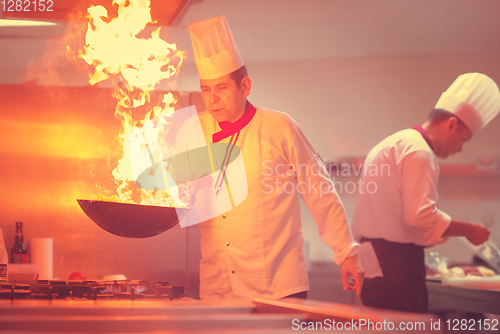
left=31, top=238, right=53, bottom=279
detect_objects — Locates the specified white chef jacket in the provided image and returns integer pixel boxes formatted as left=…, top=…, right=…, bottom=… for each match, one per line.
left=351, top=128, right=451, bottom=278
left=186, top=104, right=359, bottom=299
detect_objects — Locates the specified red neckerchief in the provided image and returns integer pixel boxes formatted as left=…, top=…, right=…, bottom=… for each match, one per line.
left=212, top=103, right=257, bottom=143
left=412, top=124, right=434, bottom=150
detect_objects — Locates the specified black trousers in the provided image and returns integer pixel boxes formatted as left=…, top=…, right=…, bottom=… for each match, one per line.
left=284, top=291, right=308, bottom=299
left=360, top=238, right=428, bottom=314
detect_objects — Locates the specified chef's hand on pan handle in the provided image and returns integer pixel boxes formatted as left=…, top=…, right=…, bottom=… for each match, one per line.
left=341, top=255, right=364, bottom=297
left=178, top=184, right=196, bottom=207
left=443, top=220, right=490, bottom=246
left=178, top=174, right=214, bottom=207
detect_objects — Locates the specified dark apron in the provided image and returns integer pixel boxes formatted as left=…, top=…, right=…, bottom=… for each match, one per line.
left=360, top=237, right=428, bottom=313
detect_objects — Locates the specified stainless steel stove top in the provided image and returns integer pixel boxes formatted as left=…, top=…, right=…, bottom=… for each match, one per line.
left=0, top=280, right=185, bottom=301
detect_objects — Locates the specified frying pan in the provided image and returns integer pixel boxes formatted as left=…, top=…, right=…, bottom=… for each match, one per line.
left=77, top=200, right=190, bottom=238
left=77, top=141, right=241, bottom=238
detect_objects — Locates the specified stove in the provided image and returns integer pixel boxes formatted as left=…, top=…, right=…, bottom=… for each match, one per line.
left=0, top=280, right=185, bottom=301
left=0, top=288, right=439, bottom=334
left=0, top=281, right=440, bottom=334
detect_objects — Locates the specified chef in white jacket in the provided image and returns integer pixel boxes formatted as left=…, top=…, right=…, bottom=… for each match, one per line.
left=182, top=15, right=363, bottom=300
left=352, top=73, right=500, bottom=313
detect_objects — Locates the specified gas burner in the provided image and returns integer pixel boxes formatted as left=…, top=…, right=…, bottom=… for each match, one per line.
left=1, top=280, right=185, bottom=300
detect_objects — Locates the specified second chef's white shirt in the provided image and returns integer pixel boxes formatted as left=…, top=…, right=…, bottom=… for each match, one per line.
left=351, top=128, right=451, bottom=278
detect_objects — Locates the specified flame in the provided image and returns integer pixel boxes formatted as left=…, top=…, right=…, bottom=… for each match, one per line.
left=82, top=0, right=185, bottom=99
left=78, top=0, right=187, bottom=206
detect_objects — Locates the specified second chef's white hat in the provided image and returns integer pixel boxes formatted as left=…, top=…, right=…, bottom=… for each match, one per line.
left=435, top=73, right=500, bottom=134
left=188, top=15, right=244, bottom=80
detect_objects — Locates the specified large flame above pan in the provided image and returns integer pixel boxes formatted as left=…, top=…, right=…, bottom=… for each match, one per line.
left=73, top=0, right=192, bottom=237
left=77, top=0, right=187, bottom=206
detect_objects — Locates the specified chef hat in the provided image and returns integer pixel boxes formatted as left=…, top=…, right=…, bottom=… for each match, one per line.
left=188, top=15, right=244, bottom=80
left=435, top=73, right=500, bottom=134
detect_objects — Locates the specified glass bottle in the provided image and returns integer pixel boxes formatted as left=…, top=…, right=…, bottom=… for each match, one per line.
left=0, top=228, right=7, bottom=282
left=10, top=222, right=27, bottom=264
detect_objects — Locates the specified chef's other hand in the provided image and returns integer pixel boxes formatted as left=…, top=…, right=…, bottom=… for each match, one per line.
left=341, top=255, right=364, bottom=297
left=466, top=223, right=490, bottom=246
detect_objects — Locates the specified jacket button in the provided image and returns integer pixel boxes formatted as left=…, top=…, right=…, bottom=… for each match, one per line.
left=231, top=270, right=235, bottom=274
left=226, top=242, right=230, bottom=246
left=222, top=214, right=226, bottom=218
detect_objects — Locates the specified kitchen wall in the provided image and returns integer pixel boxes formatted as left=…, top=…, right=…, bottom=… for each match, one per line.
left=0, top=83, right=204, bottom=294
left=236, top=54, right=500, bottom=264
left=1, top=35, right=500, bottom=295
